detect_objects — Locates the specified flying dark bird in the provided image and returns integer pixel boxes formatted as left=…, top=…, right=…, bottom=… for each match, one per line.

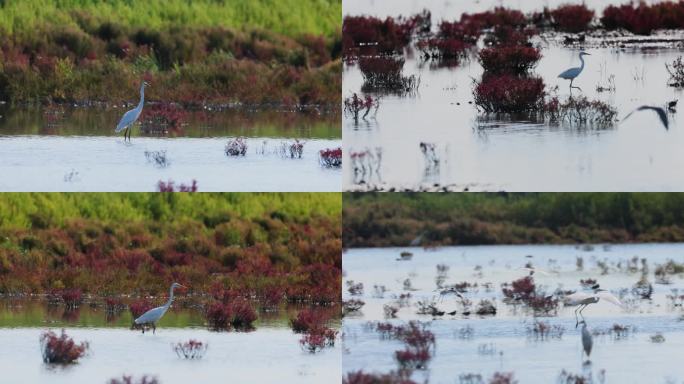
left=623, top=106, right=669, bottom=130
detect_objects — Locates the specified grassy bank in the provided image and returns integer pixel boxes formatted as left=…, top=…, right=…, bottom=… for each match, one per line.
left=343, top=193, right=684, bottom=247
left=0, top=193, right=341, bottom=303
left=0, top=0, right=341, bottom=107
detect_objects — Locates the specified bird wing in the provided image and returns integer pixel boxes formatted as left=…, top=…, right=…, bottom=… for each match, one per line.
left=558, top=67, right=579, bottom=79
left=134, top=305, right=166, bottom=324
left=640, top=106, right=669, bottom=130
left=115, top=107, right=142, bottom=132
left=565, top=291, right=591, bottom=304
left=595, top=290, right=623, bottom=307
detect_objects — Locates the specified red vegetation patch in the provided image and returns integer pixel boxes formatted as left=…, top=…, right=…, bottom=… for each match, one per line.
left=172, top=339, right=208, bottom=359
left=141, top=103, right=187, bottom=132
left=40, top=329, right=89, bottom=364
left=343, top=16, right=417, bottom=56
left=601, top=2, right=684, bottom=35
left=358, top=56, right=409, bottom=91
left=478, top=46, right=542, bottom=75
left=157, top=179, right=198, bottom=192
left=205, top=299, right=257, bottom=331
left=60, top=288, right=83, bottom=308
left=290, top=308, right=330, bottom=333
left=319, top=147, right=342, bottom=168
left=343, top=371, right=417, bottom=384
left=474, top=75, right=545, bottom=113
left=550, top=4, right=595, bottom=33
left=344, top=93, right=380, bottom=120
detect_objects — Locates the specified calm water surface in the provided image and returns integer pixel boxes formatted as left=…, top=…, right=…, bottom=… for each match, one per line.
left=0, top=107, right=341, bottom=191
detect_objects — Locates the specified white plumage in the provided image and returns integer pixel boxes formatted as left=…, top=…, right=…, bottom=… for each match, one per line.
left=134, top=282, right=185, bottom=334
left=115, top=81, right=148, bottom=140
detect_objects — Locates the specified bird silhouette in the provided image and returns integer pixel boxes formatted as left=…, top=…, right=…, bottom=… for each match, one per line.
left=623, top=106, right=669, bottom=130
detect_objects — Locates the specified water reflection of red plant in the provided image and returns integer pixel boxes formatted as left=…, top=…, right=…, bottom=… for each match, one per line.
left=344, top=93, right=379, bottom=120
left=40, top=329, right=89, bottom=364
left=107, top=375, right=159, bottom=384
left=319, top=147, right=342, bottom=168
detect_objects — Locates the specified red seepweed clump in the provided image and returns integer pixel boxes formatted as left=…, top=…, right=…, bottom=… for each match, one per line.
left=343, top=15, right=420, bottom=56
left=225, top=137, right=247, bottom=156
left=319, top=147, right=342, bottom=168
left=344, top=93, right=380, bottom=120
left=172, top=339, right=208, bottom=359
left=474, top=75, right=546, bottom=113
left=343, top=370, right=418, bottom=384
left=40, top=329, right=89, bottom=364
left=205, top=298, right=257, bottom=331
left=290, top=308, right=329, bottom=333
left=478, top=45, right=542, bottom=74
left=141, top=102, right=186, bottom=132
left=550, top=4, right=595, bottom=33
left=157, top=179, right=198, bottom=192
left=60, top=288, right=83, bottom=308
left=601, top=1, right=684, bottom=35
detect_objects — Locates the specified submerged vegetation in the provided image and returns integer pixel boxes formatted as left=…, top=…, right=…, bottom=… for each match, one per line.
left=0, top=0, right=341, bottom=108
left=343, top=193, right=684, bottom=247
left=0, top=193, right=341, bottom=305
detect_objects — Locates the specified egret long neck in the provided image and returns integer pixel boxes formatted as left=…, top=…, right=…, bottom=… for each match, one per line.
left=137, top=85, right=145, bottom=110
left=579, top=55, right=585, bottom=71
left=163, top=285, right=175, bottom=309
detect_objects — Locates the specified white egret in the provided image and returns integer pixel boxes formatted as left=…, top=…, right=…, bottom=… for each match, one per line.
left=115, top=81, right=149, bottom=141
left=558, top=51, right=591, bottom=90
left=622, top=105, right=669, bottom=130
left=565, top=286, right=622, bottom=327
left=580, top=320, right=593, bottom=362
left=134, top=282, right=186, bottom=334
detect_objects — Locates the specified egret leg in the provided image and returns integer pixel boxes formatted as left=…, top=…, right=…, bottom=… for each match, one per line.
left=574, top=306, right=581, bottom=328
left=127, top=126, right=131, bottom=141
left=124, top=127, right=129, bottom=141
left=152, top=324, right=156, bottom=334
left=578, top=304, right=587, bottom=323
left=141, top=324, right=145, bottom=334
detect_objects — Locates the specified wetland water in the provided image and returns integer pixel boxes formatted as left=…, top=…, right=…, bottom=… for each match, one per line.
left=343, top=243, right=684, bottom=383
left=0, top=300, right=340, bottom=384
left=0, top=107, right=341, bottom=191
left=343, top=1, right=684, bottom=191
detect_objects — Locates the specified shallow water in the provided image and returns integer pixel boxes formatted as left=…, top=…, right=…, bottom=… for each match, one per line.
left=0, top=300, right=340, bottom=384
left=0, top=107, right=341, bottom=191
left=343, top=2, right=684, bottom=191
left=343, top=243, right=684, bottom=383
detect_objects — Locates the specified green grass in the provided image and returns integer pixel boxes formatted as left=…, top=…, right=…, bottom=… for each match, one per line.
left=0, top=193, right=341, bottom=229
left=0, top=0, right=341, bottom=37
left=344, top=193, right=684, bottom=247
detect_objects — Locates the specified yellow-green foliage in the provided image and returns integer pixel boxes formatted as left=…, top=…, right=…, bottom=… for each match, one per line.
left=0, top=0, right=341, bottom=38
left=0, top=193, right=341, bottom=229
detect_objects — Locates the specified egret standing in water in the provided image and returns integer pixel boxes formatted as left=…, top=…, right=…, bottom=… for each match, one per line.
left=134, top=282, right=186, bottom=334
left=565, top=284, right=622, bottom=327
left=115, top=81, right=149, bottom=141
left=558, top=51, right=591, bottom=90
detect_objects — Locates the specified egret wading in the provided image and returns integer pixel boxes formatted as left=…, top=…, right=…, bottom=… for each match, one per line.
left=558, top=51, right=590, bottom=90
left=623, top=105, right=669, bottom=130
left=134, top=282, right=186, bottom=334
left=115, top=81, right=149, bottom=141
left=565, top=284, right=622, bottom=327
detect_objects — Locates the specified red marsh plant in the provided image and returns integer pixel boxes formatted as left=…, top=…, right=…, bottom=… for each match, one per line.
left=474, top=75, right=546, bottom=113
left=342, top=15, right=417, bottom=56
left=225, top=137, right=248, bottom=156
left=60, top=288, right=83, bottom=308
left=141, top=102, right=186, bottom=132
left=319, top=147, right=342, bottom=168
left=550, top=4, right=595, bottom=33
left=300, top=326, right=338, bottom=353
left=157, top=179, right=198, bottom=192
left=344, top=93, right=380, bottom=120
left=478, top=45, right=542, bottom=75
left=205, top=299, right=257, bottom=331
left=172, top=339, right=208, bottom=359
left=666, top=56, right=684, bottom=87
left=40, top=329, right=89, bottom=364
left=105, top=297, right=125, bottom=313
left=358, top=55, right=412, bottom=91
left=600, top=2, right=684, bottom=35
left=107, top=375, right=159, bottom=384
left=290, top=308, right=330, bottom=333
left=343, top=370, right=418, bottom=384
left=393, top=321, right=436, bottom=370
